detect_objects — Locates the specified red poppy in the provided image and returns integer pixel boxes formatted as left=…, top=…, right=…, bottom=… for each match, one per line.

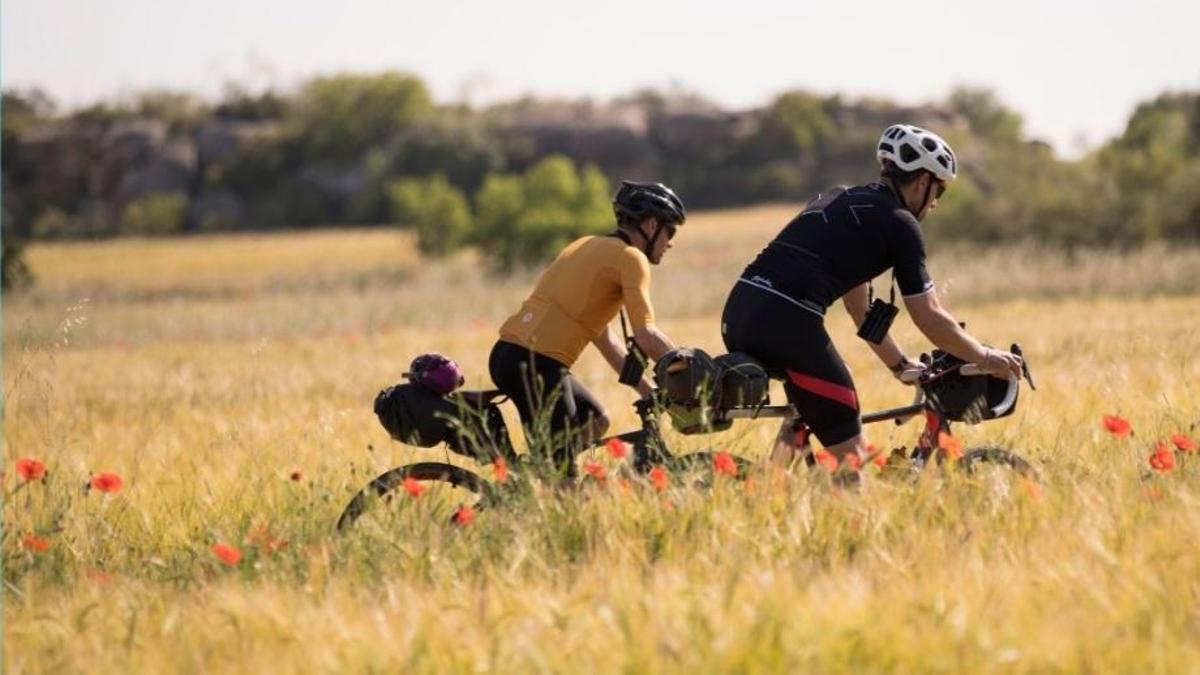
left=713, top=451, right=738, bottom=477
left=86, top=569, right=112, bottom=584
left=493, top=456, right=508, bottom=484
left=246, top=524, right=288, bottom=554
left=1102, top=414, right=1132, bottom=438
left=15, top=458, right=46, bottom=482
left=584, top=461, right=606, bottom=483
left=649, top=466, right=668, bottom=493
left=813, top=449, right=838, bottom=472
left=845, top=453, right=863, bottom=471
left=1171, top=433, right=1196, bottom=454
left=1019, top=476, right=1043, bottom=502
left=403, top=477, right=424, bottom=498
left=1149, top=441, right=1176, bottom=473
left=937, top=432, right=963, bottom=461
left=867, top=442, right=887, bottom=468
left=605, top=438, right=629, bottom=460
left=90, top=472, right=123, bottom=493
left=22, top=534, right=51, bottom=553
left=454, top=504, right=476, bottom=526
left=212, top=543, right=242, bottom=566
left=290, top=471, right=303, bottom=482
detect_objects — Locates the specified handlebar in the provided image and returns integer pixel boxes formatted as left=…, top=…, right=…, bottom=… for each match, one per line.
left=899, top=343, right=1035, bottom=390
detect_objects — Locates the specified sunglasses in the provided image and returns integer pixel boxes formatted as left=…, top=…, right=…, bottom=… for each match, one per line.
left=934, top=180, right=947, bottom=199
left=663, top=221, right=679, bottom=241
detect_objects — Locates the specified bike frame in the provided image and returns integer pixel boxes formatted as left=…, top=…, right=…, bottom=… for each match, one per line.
left=595, top=348, right=1031, bottom=474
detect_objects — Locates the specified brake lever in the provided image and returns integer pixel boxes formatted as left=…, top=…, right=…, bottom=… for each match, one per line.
left=1012, top=343, right=1036, bottom=391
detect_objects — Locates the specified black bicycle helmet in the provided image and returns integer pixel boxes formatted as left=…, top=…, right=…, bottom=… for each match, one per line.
left=613, top=180, right=687, bottom=226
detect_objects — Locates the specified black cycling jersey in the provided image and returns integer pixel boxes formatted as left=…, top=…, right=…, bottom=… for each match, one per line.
left=739, top=182, right=934, bottom=312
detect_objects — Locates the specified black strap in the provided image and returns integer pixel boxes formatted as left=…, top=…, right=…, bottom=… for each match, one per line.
left=619, top=309, right=646, bottom=361
left=867, top=270, right=897, bottom=306
left=619, top=309, right=634, bottom=349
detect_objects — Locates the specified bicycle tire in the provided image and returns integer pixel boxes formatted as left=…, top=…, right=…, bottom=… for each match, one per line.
left=336, top=462, right=492, bottom=531
left=957, top=446, right=1040, bottom=482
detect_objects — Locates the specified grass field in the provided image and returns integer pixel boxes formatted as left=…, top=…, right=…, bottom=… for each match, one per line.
left=4, top=206, right=1200, bottom=673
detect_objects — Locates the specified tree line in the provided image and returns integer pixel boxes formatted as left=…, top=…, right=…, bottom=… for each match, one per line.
left=2, top=72, right=1199, bottom=286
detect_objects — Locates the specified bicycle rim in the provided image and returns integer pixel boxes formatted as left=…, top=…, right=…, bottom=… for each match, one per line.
left=336, top=462, right=491, bottom=531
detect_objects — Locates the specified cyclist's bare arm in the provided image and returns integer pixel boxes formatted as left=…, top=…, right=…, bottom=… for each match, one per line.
left=632, top=324, right=675, bottom=362
left=593, top=324, right=656, bottom=397
left=592, top=324, right=627, bottom=374
left=904, top=290, right=1022, bottom=378
left=842, top=283, right=910, bottom=369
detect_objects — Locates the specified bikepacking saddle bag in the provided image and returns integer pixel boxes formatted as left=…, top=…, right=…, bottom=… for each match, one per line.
left=374, top=354, right=513, bottom=461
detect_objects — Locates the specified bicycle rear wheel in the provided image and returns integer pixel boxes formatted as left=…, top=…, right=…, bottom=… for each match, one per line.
left=336, top=462, right=492, bottom=531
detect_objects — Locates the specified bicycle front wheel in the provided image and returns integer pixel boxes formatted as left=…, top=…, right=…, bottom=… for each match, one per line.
left=336, top=462, right=492, bottom=531
left=957, top=446, right=1040, bottom=483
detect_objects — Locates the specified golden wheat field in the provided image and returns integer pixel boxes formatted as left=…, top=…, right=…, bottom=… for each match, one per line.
left=4, top=205, right=1200, bottom=674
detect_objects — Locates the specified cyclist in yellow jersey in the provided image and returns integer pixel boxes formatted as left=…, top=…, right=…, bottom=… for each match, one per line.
left=490, top=181, right=685, bottom=475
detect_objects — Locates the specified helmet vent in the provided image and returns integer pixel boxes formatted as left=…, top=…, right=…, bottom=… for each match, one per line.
left=937, top=156, right=949, bottom=168
left=921, top=138, right=939, bottom=152
left=899, top=143, right=920, bottom=163
left=878, top=142, right=895, bottom=154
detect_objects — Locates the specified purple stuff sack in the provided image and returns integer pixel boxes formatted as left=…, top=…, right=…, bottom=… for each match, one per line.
left=406, top=353, right=465, bottom=395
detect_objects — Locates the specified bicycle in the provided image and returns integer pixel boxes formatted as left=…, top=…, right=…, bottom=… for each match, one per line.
left=336, top=344, right=1038, bottom=531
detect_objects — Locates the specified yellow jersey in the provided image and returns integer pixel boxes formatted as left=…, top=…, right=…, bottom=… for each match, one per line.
left=499, top=235, right=655, bottom=366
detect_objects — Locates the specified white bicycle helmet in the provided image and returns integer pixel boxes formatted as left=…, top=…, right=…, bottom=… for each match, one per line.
left=877, top=124, right=957, bottom=182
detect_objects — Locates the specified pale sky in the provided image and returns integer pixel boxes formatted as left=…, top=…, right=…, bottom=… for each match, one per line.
left=4, top=0, right=1198, bottom=157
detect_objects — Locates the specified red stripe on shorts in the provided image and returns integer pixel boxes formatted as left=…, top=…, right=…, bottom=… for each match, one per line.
left=785, top=369, right=859, bottom=410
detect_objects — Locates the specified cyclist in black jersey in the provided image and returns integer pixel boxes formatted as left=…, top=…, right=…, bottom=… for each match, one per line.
left=721, top=124, right=1023, bottom=474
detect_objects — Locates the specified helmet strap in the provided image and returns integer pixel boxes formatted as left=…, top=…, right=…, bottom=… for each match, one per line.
left=639, top=220, right=663, bottom=259
left=918, top=175, right=936, bottom=217
left=887, top=173, right=934, bottom=218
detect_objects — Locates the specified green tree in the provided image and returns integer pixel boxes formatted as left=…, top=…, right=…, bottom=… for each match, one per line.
left=389, top=174, right=472, bottom=256
left=119, top=192, right=188, bottom=236
left=473, top=174, right=526, bottom=246
left=471, top=156, right=611, bottom=270
left=2, top=213, right=34, bottom=292
left=948, top=87, right=1024, bottom=141
left=295, top=72, right=433, bottom=164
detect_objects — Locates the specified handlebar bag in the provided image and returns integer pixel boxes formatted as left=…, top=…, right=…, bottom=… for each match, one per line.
left=925, top=351, right=1019, bottom=424
left=653, top=347, right=721, bottom=408
left=666, top=402, right=733, bottom=435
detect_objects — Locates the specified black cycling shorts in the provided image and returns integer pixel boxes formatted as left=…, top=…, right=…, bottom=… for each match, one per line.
left=488, top=339, right=605, bottom=472
left=720, top=281, right=861, bottom=446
